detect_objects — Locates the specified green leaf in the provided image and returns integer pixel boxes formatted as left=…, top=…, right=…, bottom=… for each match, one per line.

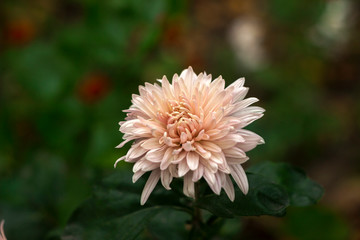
left=248, top=161, right=324, bottom=206
left=63, top=207, right=162, bottom=240
left=197, top=162, right=323, bottom=218
left=61, top=162, right=324, bottom=239
left=61, top=170, right=191, bottom=240
left=196, top=173, right=290, bottom=218
left=145, top=208, right=190, bottom=240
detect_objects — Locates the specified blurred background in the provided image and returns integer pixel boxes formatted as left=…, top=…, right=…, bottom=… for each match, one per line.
left=0, top=0, right=359, bottom=239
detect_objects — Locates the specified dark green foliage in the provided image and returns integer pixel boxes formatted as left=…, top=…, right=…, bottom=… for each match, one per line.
left=61, top=162, right=323, bottom=239
left=61, top=170, right=192, bottom=240
left=197, top=161, right=323, bottom=218
left=144, top=209, right=190, bottom=240
left=197, top=174, right=289, bottom=218
left=248, top=161, right=324, bottom=206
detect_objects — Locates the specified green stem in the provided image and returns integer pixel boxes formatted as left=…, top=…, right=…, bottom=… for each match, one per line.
left=189, top=183, right=224, bottom=239
left=189, top=182, right=203, bottom=240
left=194, top=182, right=202, bottom=222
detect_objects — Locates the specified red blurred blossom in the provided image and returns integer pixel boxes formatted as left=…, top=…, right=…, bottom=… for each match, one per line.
left=3, top=18, right=36, bottom=46
left=161, top=21, right=185, bottom=48
left=77, top=72, right=111, bottom=104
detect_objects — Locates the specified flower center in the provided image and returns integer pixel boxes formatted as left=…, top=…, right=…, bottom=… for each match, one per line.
left=159, top=97, right=208, bottom=151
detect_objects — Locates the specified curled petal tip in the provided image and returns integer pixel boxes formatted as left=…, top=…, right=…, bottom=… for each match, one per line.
left=114, top=156, right=125, bottom=168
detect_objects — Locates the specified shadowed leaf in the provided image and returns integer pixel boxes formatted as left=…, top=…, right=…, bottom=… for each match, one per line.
left=248, top=161, right=324, bottom=206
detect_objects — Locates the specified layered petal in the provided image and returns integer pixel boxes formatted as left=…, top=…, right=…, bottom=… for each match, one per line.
left=115, top=67, right=264, bottom=204
left=140, top=170, right=161, bottom=205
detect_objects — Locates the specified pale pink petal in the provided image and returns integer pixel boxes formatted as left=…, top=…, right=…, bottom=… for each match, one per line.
left=183, top=141, right=195, bottom=151
left=200, top=141, right=222, bottom=153
left=194, top=142, right=211, bottom=159
left=127, top=145, right=147, bottom=159
left=205, top=129, right=221, bottom=136
left=237, top=141, right=263, bottom=152
left=214, top=133, right=245, bottom=148
left=178, top=160, right=190, bottom=177
left=237, top=114, right=264, bottom=128
left=168, top=164, right=179, bottom=178
left=227, top=77, right=245, bottom=89
left=141, top=138, right=162, bottom=149
left=141, top=162, right=160, bottom=171
left=223, top=175, right=235, bottom=202
left=203, top=90, right=226, bottom=113
left=119, top=119, right=138, bottom=132
left=223, top=147, right=246, bottom=158
left=180, top=132, right=187, bottom=143
left=192, top=164, right=204, bottom=181
left=218, top=159, right=231, bottom=174
left=133, top=158, right=146, bottom=172
left=200, top=157, right=218, bottom=173
left=236, top=130, right=265, bottom=152
left=209, top=152, right=225, bottom=164
left=226, top=157, right=249, bottom=165
left=173, top=77, right=181, bottom=98
left=172, top=150, right=187, bottom=164
left=183, top=173, right=195, bottom=198
left=228, top=97, right=259, bottom=114
left=141, top=170, right=160, bottom=205
left=204, top=170, right=222, bottom=195
left=233, top=106, right=265, bottom=118
left=161, top=76, right=174, bottom=99
left=186, top=151, right=199, bottom=171
left=194, top=129, right=205, bottom=141
left=209, top=76, right=225, bottom=93
left=131, top=96, right=157, bottom=119
left=207, top=128, right=231, bottom=140
left=213, top=139, right=238, bottom=149
left=133, top=170, right=146, bottom=183
left=161, top=170, right=173, bottom=190
left=116, top=67, right=263, bottom=203
left=212, top=173, right=222, bottom=195
left=203, top=168, right=216, bottom=186
left=114, top=156, right=125, bottom=168
left=232, top=87, right=248, bottom=102
left=0, top=220, right=6, bottom=240
left=145, top=147, right=166, bottom=162
left=172, top=148, right=183, bottom=155
left=230, top=164, right=249, bottom=195
left=160, top=148, right=173, bottom=170
left=116, top=137, right=136, bottom=148
left=179, top=68, right=194, bottom=93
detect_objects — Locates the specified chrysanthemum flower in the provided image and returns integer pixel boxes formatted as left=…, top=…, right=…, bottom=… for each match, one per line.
left=115, top=67, right=264, bottom=205
left=0, top=220, right=7, bottom=240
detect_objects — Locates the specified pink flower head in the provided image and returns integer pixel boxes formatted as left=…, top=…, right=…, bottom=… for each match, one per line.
left=115, top=67, right=264, bottom=205
left=0, top=220, right=7, bottom=240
